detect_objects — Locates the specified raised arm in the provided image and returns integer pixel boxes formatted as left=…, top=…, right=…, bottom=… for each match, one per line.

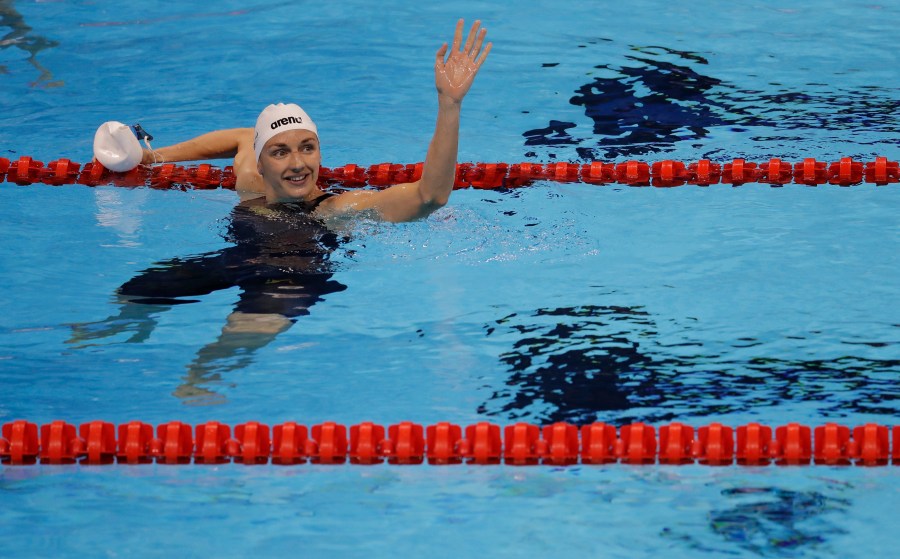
left=323, top=19, right=491, bottom=222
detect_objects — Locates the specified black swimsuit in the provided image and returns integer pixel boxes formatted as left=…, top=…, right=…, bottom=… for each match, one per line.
left=118, top=195, right=347, bottom=319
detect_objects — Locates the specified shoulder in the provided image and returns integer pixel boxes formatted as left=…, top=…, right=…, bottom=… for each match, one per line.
left=316, top=189, right=379, bottom=216
left=234, top=129, right=263, bottom=193
left=233, top=196, right=270, bottom=217
left=314, top=182, right=434, bottom=223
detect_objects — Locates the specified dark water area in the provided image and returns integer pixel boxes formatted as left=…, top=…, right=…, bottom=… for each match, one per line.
left=501, top=43, right=900, bottom=426
left=479, top=305, right=899, bottom=425
left=662, top=487, right=851, bottom=557
left=522, top=45, right=899, bottom=161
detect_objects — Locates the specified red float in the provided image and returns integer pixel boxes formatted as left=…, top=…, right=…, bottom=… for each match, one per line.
left=311, top=422, right=348, bottom=464
left=547, top=162, right=581, bottom=184
left=687, top=159, right=722, bottom=186
left=814, top=423, right=852, bottom=466
left=722, top=159, right=759, bottom=185
left=387, top=421, right=425, bottom=465
left=505, top=162, right=544, bottom=187
left=581, top=422, right=618, bottom=464
left=503, top=422, right=541, bottom=465
left=761, top=158, right=793, bottom=186
left=468, top=162, right=508, bottom=189
left=793, top=158, right=828, bottom=186
left=426, top=422, right=463, bottom=465
left=774, top=423, right=812, bottom=466
left=2, top=420, right=40, bottom=465
left=828, top=157, right=864, bottom=186
left=233, top=422, right=271, bottom=465
left=658, top=422, right=694, bottom=465
left=615, top=160, right=651, bottom=186
left=41, top=159, right=81, bottom=186
left=619, top=422, right=656, bottom=464
left=80, top=421, right=116, bottom=465
left=117, top=421, right=154, bottom=464
left=6, top=156, right=44, bottom=185
left=272, top=422, right=310, bottom=465
left=864, top=156, right=899, bottom=185
left=894, top=426, right=900, bottom=465
left=349, top=422, right=385, bottom=465
left=853, top=423, right=890, bottom=466
left=736, top=423, right=773, bottom=466
left=651, top=160, right=688, bottom=187
left=696, top=423, right=734, bottom=466
left=1, top=420, right=898, bottom=467
left=194, top=421, right=232, bottom=464
left=76, top=161, right=110, bottom=186
left=39, top=421, right=79, bottom=464
left=367, top=163, right=405, bottom=188
left=157, top=421, right=194, bottom=464
left=0, top=156, right=897, bottom=189
left=464, top=422, right=502, bottom=465
left=542, top=422, right=579, bottom=466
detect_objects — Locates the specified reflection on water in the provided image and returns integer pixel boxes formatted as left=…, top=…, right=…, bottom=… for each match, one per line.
left=709, top=488, right=849, bottom=556
left=480, top=305, right=899, bottom=425
left=0, top=0, right=63, bottom=87
left=663, top=487, right=850, bottom=557
left=523, top=44, right=897, bottom=160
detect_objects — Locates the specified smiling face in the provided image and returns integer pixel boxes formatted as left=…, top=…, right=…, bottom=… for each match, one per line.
left=256, top=129, right=322, bottom=203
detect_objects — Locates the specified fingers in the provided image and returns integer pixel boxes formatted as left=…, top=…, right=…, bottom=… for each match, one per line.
left=447, top=19, right=490, bottom=64
left=435, top=43, right=448, bottom=65
left=470, top=27, right=486, bottom=57
left=451, top=18, right=464, bottom=52
left=462, top=20, right=479, bottom=53
left=475, top=41, right=492, bottom=68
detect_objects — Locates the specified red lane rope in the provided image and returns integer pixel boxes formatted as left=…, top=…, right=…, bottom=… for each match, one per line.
left=1, top=420, right=897, bottom=466
left=1, top=156, right=898, bottom=189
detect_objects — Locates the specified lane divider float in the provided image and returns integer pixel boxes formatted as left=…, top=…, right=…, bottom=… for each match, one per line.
left=1, top=156, right=898, bottom=189
left=1, top=420, right=897, bottom=466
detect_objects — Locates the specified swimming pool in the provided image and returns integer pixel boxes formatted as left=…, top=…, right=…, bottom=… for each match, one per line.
left=1, top=0, right=898, bottom=557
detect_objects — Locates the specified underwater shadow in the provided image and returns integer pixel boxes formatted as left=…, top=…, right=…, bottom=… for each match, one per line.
left=0, top=0, right=63, bottom=88
left=523, top=44, right=898, bottom=161
left=479, top=305, right=899, bottom=425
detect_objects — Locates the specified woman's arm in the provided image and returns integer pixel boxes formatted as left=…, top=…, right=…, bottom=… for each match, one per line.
left=323, top=19, right=491, bottom=222
left=141, top=127, right=263, bottom=193
left=141, top=128, right=253, bottom=164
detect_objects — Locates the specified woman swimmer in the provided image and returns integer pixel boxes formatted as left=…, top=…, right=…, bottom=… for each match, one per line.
left=131, top=19, right=491, bottom=222
left=76, top=20, right=491, bottom=402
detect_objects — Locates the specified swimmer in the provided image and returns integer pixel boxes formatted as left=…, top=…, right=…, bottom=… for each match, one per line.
left=135, top=19, right=491, bottom=222
left=74, top=20, right=491, bottom=403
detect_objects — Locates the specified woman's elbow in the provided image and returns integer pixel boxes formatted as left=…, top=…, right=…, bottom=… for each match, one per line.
left=417, top=181, right=452, bottom=208
left=428, top=193, right=450, bottom=209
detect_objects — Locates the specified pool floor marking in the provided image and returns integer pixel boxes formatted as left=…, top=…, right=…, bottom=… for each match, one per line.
left=1, top=420, right=897, bottom=466
left=1, top=156, right=898, bottom=189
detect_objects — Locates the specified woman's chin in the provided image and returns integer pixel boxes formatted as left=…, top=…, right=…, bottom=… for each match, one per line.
left=266, top=178, right=318, bottom=202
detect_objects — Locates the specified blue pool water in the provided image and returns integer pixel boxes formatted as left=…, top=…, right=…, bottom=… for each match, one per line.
left=1, top=0, right=898, bottom=557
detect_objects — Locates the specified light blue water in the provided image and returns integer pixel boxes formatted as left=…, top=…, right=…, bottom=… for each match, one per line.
left=1, top=0, right=898, bottom=557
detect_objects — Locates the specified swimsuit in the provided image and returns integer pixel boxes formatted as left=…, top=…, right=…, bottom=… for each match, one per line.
left=118, top=195, right=347, bottom=319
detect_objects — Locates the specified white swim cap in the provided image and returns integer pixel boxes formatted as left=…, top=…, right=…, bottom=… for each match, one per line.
left=93, top=121, right=144, bottom=172
left=254, top=103, right=318, bottom=162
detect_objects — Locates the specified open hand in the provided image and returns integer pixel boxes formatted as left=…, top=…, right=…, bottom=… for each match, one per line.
left=434, top=19, right=492, bottom=104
